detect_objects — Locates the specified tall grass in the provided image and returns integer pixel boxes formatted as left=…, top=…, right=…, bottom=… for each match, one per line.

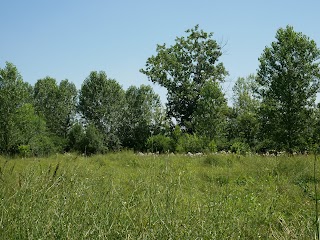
left=0, top=152, right=318, bottom=239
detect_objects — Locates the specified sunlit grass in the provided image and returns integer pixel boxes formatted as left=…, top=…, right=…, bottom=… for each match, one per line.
left=0, top=152, right=318, bottom=239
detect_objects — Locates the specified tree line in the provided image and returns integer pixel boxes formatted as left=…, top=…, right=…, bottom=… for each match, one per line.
left=1, top=25, right=320, bottom=156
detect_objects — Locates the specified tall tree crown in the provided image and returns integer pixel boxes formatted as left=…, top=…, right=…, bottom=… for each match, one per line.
left=140, top=25, right=228, bottom=132
left=256, top=25, right=320, bottom=152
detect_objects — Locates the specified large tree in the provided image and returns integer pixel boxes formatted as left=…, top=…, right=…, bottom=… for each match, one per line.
left=230, top=75, right=260, bottom=149
left=34, top=77, right=77, bottom=138
left=120, top=85, right=163, bottom=151
left=256, top=25, right=320, bottom=152
left=193, top=81, right=228, bottom=141
left=57, top=79, right=78, bottom=136
left=0, top=62, right=33, bottom=153
left=140, top=25, right=228, bottom=133
left=78, top=71, right=125, bottom=150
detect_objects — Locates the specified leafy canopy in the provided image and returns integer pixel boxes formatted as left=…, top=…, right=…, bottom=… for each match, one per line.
left=79, top=71, right=126, bottom=150
left=256, top=25, right=320, bottom=152
left=0, top=62, right=33, bottom=153
left=120, top=85, right=162, bottom=151
left=140, top=25, right=228, bottom=133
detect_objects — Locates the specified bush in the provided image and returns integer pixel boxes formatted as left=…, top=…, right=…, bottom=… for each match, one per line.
left=67, top=123, right=107, bottom=155
left=50, top=135, right=68, bottom=153
left=207, top=140, right=218, bottom=153
left=255, top=139, right=276, bottom=154
left=215, top=137, right=231, bottom=152
left=67, top=123, right=85, bottom=152
left=80, top=124, right=107, bottom=155
left=176, top=134, right=205, bottom=153
left=18, top=145, right=31, bottom=158
left=230, top=141, right=250, bottom=155
left=146, top=134, right=173, bottom=153
left=29, top=135, right=57, bottom=157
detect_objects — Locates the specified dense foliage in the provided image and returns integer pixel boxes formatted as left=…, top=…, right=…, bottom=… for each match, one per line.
left=1, top=25, right=320, bottom=155
left=256, top=26, right=320, bottom=153
left=140, top=25, right=228, bottom=134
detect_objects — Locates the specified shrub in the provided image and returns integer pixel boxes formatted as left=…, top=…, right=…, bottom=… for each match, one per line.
left=80, top=124, right=107, bottom=155
left=18, top=145, right=31, bottom=158
left=207, top=140, right=218, bottom=153
left=146, top=134, right=173, bottom=153
left=50, top=135, right=68, bottom=153
left=255, top=139, right=276, bottom=153
left=29, top=135, right=57, bottom=157
left=176, top=134, right=205, bottom=153
left=215, top=138, right=231, bottom=152
left=67, top=123, right=85, bottom=152
left=230, top=141, right=250, bottom=155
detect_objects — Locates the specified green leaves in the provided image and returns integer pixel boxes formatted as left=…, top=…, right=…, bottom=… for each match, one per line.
left=34, top=77, right=77, bottom=138
left=120, top=85, right=163, bottom=151
left=2, top=25, right=320, bottom=155
left=193, top=81, right=228, bottom=140
left=79, top=71, right=126, bottom=150
left=141, top=25, right=228, bottom=133
left=256, top=25, right=320, bottom=152
left=0, top=62, right=33, bottom=153
left=229, top=75, right=260, bottom=149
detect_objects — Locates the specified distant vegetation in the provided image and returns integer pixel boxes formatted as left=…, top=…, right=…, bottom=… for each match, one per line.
left=1, top=25, right=320, bottom=156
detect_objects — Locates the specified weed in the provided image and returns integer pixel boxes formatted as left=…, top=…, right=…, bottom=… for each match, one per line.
left=203, top=155, right=222, bottom=167
left=0, top=153, right=317, bottom=239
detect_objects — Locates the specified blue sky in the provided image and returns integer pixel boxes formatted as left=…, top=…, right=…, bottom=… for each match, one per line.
left=1, top=0, right=320, bottom=104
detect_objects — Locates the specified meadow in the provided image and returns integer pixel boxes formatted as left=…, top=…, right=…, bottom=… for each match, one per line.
left=0, top=152, right=318, bottom=239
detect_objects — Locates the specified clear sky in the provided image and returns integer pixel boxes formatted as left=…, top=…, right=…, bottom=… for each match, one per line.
left=1, top=0, right=319, bottom=104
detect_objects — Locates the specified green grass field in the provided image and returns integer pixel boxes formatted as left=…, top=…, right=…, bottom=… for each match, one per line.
left=0, top=152, right=318, bottom=239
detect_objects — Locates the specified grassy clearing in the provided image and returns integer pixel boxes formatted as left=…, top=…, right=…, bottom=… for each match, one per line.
left=0, top=152, right=318, bottom=239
